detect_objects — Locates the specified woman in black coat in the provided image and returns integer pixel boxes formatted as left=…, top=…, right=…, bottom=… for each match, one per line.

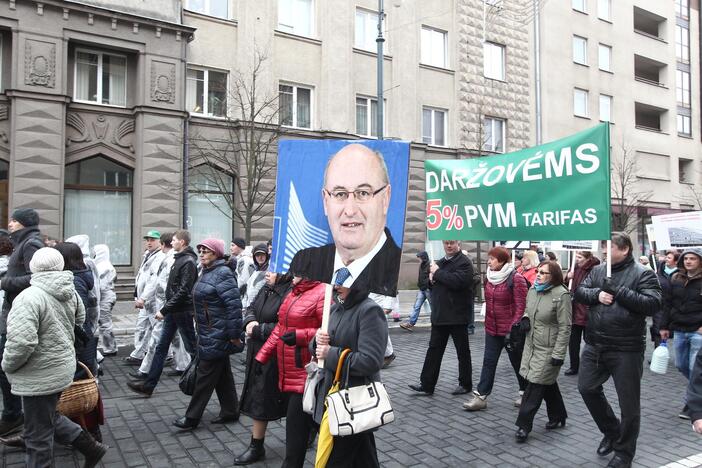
left=235, top=271, right=293, bottom=465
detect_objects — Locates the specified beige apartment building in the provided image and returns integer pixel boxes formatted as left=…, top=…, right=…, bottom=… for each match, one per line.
left=532, top=0, right=702, bottom=253
left=0, top=0, right=532, bottom=283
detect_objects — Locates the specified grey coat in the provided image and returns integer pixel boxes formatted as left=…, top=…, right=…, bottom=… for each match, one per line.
left=311, top=291, right=387, bottom=424
left=520, top=285, right=572, bottom=385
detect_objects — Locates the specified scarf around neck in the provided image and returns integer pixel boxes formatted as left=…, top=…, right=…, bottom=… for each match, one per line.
left=487, top=262, right=514, bottom=285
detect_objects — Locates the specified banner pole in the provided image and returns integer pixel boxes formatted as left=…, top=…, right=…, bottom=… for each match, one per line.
left=512, top=249, right=516, bottom=265
left=568, top=253, right=576, bottom=290
left=318, top=283, right=333, bottom=369
left=606, top=240, right=612, bottom=278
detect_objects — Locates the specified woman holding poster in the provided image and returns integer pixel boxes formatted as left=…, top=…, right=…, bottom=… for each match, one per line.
left=514, top=261, right=572, bottom=443
left=463, top=247, right=528, bottom=411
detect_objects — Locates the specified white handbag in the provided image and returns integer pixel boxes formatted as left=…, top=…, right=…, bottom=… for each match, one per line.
left=326, top=349, right=394, bottom=437
left=302, top=360, right=323, bottom=414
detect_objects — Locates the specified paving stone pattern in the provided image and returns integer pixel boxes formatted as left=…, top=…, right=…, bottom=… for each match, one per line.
left=1, top=324, right=699, bottom=467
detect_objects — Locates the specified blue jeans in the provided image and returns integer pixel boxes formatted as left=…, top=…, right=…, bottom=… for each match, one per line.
left=408, top=290, right=431, bottom=325
left=673, top=331, right=702, bottom=379
left=0, top=334, right=22, bottom=421
left=144, top=311, right=197, bottom=391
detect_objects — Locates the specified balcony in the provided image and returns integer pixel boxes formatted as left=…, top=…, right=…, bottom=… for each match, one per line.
left=633, top=6, right=666, bottom=41
left=635, top=102, right=667, bottom=133
left=634, top=55, right=667, bottom=87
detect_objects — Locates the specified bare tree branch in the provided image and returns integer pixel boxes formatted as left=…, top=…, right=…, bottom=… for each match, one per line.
left=610, top=141, right=652, bottom=234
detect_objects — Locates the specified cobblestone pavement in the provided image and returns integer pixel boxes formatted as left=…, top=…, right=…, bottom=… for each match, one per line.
left=1, top=321, right=700, bottom=467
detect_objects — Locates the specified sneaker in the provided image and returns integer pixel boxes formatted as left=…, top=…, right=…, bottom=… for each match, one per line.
left=122, top=356, right=143, bottom=366
left=514, top=395, right=522, bottom=407
left=382, top=354, right=396, bottom=369
left=679, top=405, right=691, bottom=420
left=399, top=322, right=414, bottom=331
left=462, top=392, right=487, bottom=411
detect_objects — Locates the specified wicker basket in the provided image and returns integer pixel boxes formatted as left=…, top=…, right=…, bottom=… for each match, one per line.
left=57, top=361, right=99, bottom=418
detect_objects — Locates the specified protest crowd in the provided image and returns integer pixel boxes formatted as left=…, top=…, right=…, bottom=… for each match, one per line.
left=1, top=180, right=702, bottom=466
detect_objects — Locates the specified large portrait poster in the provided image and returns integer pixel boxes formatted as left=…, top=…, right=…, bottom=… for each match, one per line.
left=271, top=140, right=410, bottom=296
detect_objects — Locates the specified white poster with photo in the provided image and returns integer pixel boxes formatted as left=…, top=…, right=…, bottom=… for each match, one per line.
left=645, top=224, right=655, bottom=252
left=652, top=211, right=702, bottom=250
left=549, top=240, right=599, bottom=251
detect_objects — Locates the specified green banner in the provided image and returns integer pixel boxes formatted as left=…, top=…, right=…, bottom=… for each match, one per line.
left=425, top=123, right=611, bottom=241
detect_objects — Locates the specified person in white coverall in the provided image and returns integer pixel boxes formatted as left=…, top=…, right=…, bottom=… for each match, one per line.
left=94, top=244, right=118, bottom=355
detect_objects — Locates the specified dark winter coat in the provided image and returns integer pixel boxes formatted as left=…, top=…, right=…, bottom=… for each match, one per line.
left=192, top=259, right=243, bottom=360
left=256, top=280, right=325, bottom=394
left=417, top=252, right=431, bottom=291
left=575, top=255, right=662, bottom=352
left=1, top=226, right=43, bottom=333
left=161, top=246, right=198, bottom=315
left=240, top=279, right=292, bottom=421
left=687, top=347, right=702, bottom=422
left=654, top=262, right=678, bottom=334
left=662, top=270, right=702, bottom=332
left=570, top=256, right=601, bottom=326
left=484, top=271, right=528, bottom=336
left=520, top=285, right=572, bottom=385
left=310, top=289, right=387, bottom=424
left=429, top=253, right=474, bottom=326
left=73, top=268, right=98, bottom=336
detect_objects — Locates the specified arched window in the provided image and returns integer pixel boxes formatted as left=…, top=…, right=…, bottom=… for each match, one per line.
left=64, top=156, right=133, bottom=265
left=188, top=165, right=234, bottom=245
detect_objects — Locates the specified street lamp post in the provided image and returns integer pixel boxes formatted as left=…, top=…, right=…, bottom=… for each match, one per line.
left=377, top=0, right=385, bottom=140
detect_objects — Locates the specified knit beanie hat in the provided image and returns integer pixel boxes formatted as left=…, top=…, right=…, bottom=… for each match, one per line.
left=11, top=208, right=39, bottom=228
left=232, top=237, right=246, bottom=250
left=30, top=247, right=65, bottom=273
left=197, top=238, right=225, bottom=258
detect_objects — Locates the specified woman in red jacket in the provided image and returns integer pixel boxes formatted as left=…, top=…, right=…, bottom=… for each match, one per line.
left=564, top=251, right=600, bottom=376
left=255, top=277, right=326, bottom=468
left=463, top=246, right=529, bottom=411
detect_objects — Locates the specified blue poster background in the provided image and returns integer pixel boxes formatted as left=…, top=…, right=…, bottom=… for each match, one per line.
left=270, top=139, right=410, bottom=273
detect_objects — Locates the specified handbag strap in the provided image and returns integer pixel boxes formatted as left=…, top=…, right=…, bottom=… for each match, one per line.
left=333, top=348, right=351, bottom=384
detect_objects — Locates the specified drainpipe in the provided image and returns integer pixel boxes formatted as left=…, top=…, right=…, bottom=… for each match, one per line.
left=377, top=0, right=384, bottom=139
left=182, top=13, right=190, bottom=229
left=533, top=0, right=542, bottom=145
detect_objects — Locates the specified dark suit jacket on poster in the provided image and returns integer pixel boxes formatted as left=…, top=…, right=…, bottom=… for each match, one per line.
left=291, top=228, right=402, bottom=296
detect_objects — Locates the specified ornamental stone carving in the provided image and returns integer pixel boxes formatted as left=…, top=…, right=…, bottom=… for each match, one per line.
left=24, top=39, right=56, bottom=88
left=150, top=61, right=176, bottom=104
left=66, top=112, right=135, bottom=154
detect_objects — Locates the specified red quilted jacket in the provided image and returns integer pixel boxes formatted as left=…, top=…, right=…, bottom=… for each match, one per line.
left=484, top=271, right=528, bottom=336
left=256, top=280, right=326, bottom=393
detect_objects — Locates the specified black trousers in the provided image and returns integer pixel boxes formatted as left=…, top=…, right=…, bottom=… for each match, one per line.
left=568, top=324, right=585, bottom=372
left=515, top=381, right=567, bottom=432
left=283, top=392, right=313, bottom=468
left=185, top=356, right=238, bottom=421
left=578, top=345, right=643, bottom=462
left=326, top=432, right=379, bottom=468
left=420, top=324, right=472, bottom=392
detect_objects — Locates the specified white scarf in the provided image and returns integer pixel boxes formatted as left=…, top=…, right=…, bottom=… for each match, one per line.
left=487, top=262, right=514, bottom=285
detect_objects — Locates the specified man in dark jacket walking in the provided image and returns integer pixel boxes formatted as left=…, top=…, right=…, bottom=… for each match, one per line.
left=401, top=251, right=431, bottom=331
left=0, top=208, right=43, bottom=436
left=128, top=229, right=198, bottom=397
left=575, top=232, right=661, bottom=468
left=659, top=247, right=702, bottom=419
left=409, top=240, right=473, bottom=396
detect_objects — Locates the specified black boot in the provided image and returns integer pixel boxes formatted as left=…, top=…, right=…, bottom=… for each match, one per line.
left=72, top=430, right=108, bottom=468
left=234, top=437, right=265, bottom=465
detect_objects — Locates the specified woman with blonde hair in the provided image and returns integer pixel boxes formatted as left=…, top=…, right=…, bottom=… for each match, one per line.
left=518, top=250, right=539, bottom=287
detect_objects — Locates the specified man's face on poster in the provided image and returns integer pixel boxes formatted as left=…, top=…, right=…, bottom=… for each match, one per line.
left=322, top=144, right=391, bottom=263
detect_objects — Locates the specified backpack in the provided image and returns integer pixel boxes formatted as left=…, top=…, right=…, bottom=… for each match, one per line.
left=506, top=270, right=531, bottom=290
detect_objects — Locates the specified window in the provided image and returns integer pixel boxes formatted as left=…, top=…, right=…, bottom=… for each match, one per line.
left=185, top=0, right=228, bottom=18
left=574, top=88, right=589, bottom=117
left=355, top=8, right=383, bottom=52
left=597, top=0, right=610, bottom=21
left=188, top=165, right=234, bottom=245
left=278, top=0, right=314, bottom=37
left=483, top=42, right=505, bottom=80
left=186, top=68, right=227, bottom=117
left=483, top=117, right=505, bottom=153
left=678, top=114, right=691, bottom=136
left=572, top=0, right=586, bottom=13
left=598, top=44, right=611, bottom=71
left=573, top=36, right=587, bottom=65
left=679, top=158, right=694, bottom=184
left=279, top=84, right=312, bottom=128
left=421, top=26, right=448, bottom=68
left=356, top=96, right=384, bottom=137
left=676, top=0, right=689, bottom=20
left=599, top=94, right=612, bottom=122
left=676, top=69, right=691, bottom=108
left=74, top=50, right=127, bottom=106
left=64, top=156, right=133, bottom=265
left=676, top=25, right=690, bottom=63
left=422, top=107, right=446, bottom=146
